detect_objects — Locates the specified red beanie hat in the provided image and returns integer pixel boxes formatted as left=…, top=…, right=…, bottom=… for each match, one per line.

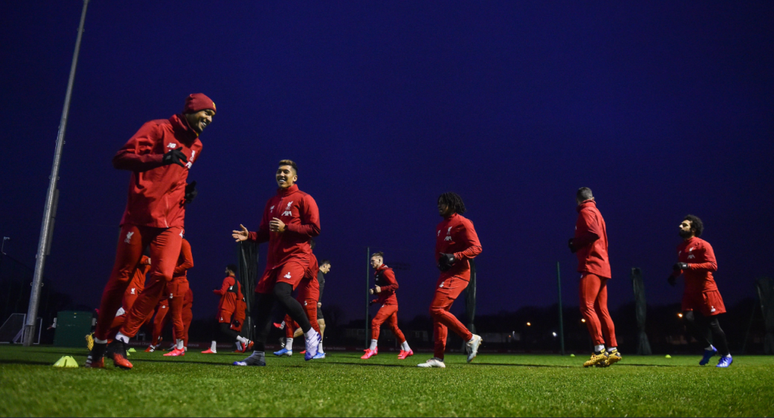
left=182, top=93, right=216, bottom=114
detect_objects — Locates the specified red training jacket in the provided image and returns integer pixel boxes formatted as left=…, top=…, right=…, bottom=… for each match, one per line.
left=372, top=264, right=398, bottom=306
left=435, top=213, right=482, bottom=281
left=247, top=184, right=320, bottom=275
left=573, top=200, right=611, bottom=279
left=214, top=275, right=241, bottom=315
left=113, top=114, right=203, bottom=229
left=671, top=237, right=719, bottom=294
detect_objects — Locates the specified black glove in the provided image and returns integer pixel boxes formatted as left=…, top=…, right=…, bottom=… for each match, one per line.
left=231, top=319, right=241, bottom=328
left=568, top=238, right=577, bottom=253
left=438, top=253, right=456, bottom=272
left=163, top=148, right=188, bottom=168
left=667, top=275, right=676, bottom=287
left=673, top=262, right=689, bottom=271
left=184, top=181, right=198, bottom=204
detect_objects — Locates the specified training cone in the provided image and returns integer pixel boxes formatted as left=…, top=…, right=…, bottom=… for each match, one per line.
left=665, top=354, right=672, bottom=358
left=570, top=354, right=575, bottom=357
left=53, top=356, right=79, bottom=368
left=127, top=348, right=136, bottom=353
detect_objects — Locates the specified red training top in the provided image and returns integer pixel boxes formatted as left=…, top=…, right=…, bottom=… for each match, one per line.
left=214, top=275, right=242, bottom=315
left=247, top=184, right=320, bottom=277
left=573, top=200, right=611, bottom=279
left=435, top=213, right=482, bottom=281
left=372, top=264, right=398, bottom=306
left=113, top=114, right=203, bottom=229
left=671, top=236, right=719, bottom=294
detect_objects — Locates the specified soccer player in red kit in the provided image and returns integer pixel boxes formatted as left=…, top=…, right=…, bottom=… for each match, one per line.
left=202, top=264, right=252, bottom=353
left=231, top=159, right=322, bottom=366
left=567, top=187, right=621, bottom=367
left=86, top=93, right=216, bottom=369
left=274, top=256, right=321, bottom=357
left=361, top=252, right=413, bottom=360
left=418, top=192, right=483, bottom=368
left=176, top=287, right=194, bottom=351
left=668, top=215, right=732, bottom=367
left=164, top=238, right=193, bottom=357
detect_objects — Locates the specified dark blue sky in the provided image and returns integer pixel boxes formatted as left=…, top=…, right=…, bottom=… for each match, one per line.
left=2, top=1, right=773, bottom=324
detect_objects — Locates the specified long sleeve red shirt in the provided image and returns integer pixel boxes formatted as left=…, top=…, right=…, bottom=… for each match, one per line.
left=435, top=213, right=482, bottom=281
left=373, top=265, right=399, bottom=306
left=247, top=184, right=320, bottom=272
left=113, top=114, right=202, bottom=229
left=671, top=237, right=719, bottom=294
left=215, top=276, right=240, bottom=314
left=573, top=200, right=611, bottom=279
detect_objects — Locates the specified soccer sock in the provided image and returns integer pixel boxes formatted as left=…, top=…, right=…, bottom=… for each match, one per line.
left=304, top=328, right=318, bottom=339
left=176, top=339, right=184, bottom=350
left=286, top=338, right=294, bottom=349
left=607, top=347, right=617, bottom=353
left=94, top=337, right=108, bottom=344
left=115, top=332, right=130, bottom=344
left=594, top=344, right=605, bottom=353
left=210, top=340, right=217, bottom=351
left=401, top=341, right=411, bottom=351
left=705, top=345, right=714, bottom=351
left=369, top=339, right=378, bottom=350
left=318, top=341, right=324, bottom=352
left=236, top=335, right=249, bottom=345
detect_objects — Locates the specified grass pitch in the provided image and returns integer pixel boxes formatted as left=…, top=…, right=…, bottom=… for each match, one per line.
left=0, top=346, right=772, bottom=417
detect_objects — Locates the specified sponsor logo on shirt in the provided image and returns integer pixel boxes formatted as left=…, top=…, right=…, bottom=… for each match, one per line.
left=444, top=226, right=453, bottom=241
left=167, top=143, right=177, bottom=149
left=282, top=201, right=293, bottom=217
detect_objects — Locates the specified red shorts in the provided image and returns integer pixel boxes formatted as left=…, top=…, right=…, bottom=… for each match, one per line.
left=256, top=260, right=312, bottom=294
left=218, top=309, right=234, bottom=324
left=682, top=290, right=726, bottom=316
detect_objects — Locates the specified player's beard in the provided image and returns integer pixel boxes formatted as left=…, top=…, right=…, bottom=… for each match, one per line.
left=678, top=229, right=693, bottom=239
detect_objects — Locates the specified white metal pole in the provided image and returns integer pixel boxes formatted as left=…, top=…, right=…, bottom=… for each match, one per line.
left=24, top=0, right=90, bottom=346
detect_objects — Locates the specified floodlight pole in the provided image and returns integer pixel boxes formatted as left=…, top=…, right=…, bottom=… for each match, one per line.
left=24, top=0, right=90, bottom=346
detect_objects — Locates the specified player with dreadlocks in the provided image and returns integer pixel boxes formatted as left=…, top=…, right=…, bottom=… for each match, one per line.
left=418, top=192, right=483, bottom=368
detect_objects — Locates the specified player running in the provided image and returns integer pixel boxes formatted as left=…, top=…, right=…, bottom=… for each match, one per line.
left=668, top=215, right=732, bottom=368
left=231, top=159, right=321, bottom=366
left=362, top=252, right=413, bottom=360
left=418, top=192, right=483, bottom=368
left=86, top=93, right=215, bottom=369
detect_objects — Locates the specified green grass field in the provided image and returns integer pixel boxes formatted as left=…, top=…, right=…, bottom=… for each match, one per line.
left=0, top=346, right=772, bottom=417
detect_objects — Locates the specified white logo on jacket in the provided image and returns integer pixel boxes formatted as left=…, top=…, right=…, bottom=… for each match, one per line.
left=124, top=232, right=134, bottom=243
left=444, top=226, right=453, bottom=241
left=284, top=272, right=292, bottom=279
left=130, top=288, right=136, bottom=295
left=282, top=201, right=293, bottom=217
left=167, top=143, right=177, bottom=149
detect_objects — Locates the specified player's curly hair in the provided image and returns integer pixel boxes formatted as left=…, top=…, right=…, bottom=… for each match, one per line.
left=278, top=159, right=298, bottom=175
left=226, top=264, right=238, bottom=274
left=576, top=187, right=594, bottom=202
left=438, top=192, right=466, bottom=215
left=683, top=214, right=704, bottom=237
